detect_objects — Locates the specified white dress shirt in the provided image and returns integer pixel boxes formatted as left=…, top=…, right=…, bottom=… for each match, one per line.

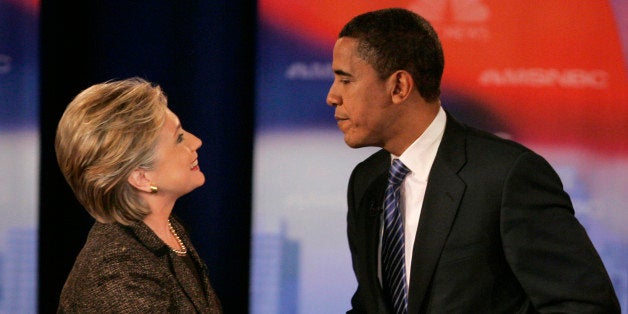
left=380, top=106, right=446, bottom=287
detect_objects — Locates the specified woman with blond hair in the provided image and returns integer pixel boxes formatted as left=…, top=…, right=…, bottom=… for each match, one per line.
left=55, top=77, right=222, bottom=313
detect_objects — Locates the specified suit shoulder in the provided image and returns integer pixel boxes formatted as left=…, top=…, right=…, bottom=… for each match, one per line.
left=463, top=125, right=537, bottom=160
left=443, top=115, right=552, bottom=176
left=71, top=223, right=167, bottom=277
left=355, top=149, right=388, bottom=169
left=351, top=149, right=388, bottom=178
left=60, top=223, right=170, bottom=305
left=81, top=223, right=141, bottom=256
left=451, top=124, right=566, bottom=193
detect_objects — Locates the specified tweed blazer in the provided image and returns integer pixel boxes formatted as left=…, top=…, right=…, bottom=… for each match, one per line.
left=58, top=217, right=222, bottom=313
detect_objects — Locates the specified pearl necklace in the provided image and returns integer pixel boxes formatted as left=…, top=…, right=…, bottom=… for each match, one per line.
left=168, top=219, right=187, bottom=256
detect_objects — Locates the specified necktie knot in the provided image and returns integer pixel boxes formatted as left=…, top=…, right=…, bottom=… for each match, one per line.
left=389, top=159, right=410, bottom=187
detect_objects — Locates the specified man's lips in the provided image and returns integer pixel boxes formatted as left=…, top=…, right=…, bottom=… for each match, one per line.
left=335, top=117, right=350, bottom=131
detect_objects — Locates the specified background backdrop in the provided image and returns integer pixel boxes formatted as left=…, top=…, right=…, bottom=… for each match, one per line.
left=1, top=1, right=255, bottom=313
left=0, top=0, right=38, bottom=313
left=0, top=0, right=626, bottom=313
left=250, top=1, right=628, bottom=313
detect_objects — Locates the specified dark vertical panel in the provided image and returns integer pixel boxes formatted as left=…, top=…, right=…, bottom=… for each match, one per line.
left=39, top=1, right=255, bottom=313
left=39, top=2, right=100, bottom=313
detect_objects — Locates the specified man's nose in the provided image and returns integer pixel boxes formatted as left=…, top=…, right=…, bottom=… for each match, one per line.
left=326, top=90, right=340, bottom=107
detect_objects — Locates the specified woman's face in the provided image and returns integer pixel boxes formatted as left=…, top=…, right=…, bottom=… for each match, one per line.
left=147, top=109, right=205, bottom=199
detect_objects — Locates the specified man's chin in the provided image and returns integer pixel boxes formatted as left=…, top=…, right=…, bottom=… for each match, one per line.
left=344, top=137, right=368, bottom=149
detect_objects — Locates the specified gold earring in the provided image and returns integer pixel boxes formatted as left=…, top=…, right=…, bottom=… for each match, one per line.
left=150, top=185, right=158, bottom=194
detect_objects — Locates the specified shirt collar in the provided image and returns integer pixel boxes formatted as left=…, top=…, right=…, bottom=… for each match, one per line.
left=392, top=106, right=446, bottom=181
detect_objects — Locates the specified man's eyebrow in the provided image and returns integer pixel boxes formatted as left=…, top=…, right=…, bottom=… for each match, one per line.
left=333, top=69, right=353, bottom=77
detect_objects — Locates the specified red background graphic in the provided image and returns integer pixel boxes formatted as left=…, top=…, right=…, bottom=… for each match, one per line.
left=260, top=0, right=628, bottom=155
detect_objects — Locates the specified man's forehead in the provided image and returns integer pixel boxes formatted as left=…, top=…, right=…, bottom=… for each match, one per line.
left=332, top=38, right=371, bottom=75
left=334, top=37, right=359, bottom=55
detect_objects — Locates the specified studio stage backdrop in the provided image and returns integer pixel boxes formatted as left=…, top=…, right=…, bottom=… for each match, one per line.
left=251, top=1, right=628, bottom=313
left=0, top=0, right=39, bottom=313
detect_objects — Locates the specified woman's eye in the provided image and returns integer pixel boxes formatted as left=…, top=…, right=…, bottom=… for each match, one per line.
left=177, top=134, right=184, bottom=143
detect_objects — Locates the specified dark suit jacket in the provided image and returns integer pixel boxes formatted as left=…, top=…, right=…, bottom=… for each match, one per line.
left=346, top=113, right=620, bottom=313
left=58, top=217, right=222, bottom=313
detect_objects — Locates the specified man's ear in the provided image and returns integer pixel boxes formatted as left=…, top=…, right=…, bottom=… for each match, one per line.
left=389, top=70, right=414, bottom=104
left=127, top=168, right=153, bottom=193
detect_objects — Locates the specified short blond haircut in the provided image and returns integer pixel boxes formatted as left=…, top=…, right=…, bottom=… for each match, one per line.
left=55, top=77, right=168, bottom=225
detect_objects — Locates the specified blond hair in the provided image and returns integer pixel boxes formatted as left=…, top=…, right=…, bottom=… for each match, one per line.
left=55, top=77, right=167, bottom=225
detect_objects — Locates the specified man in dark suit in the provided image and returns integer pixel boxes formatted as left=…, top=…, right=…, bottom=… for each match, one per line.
left=326, top=8, right=620, bottom=313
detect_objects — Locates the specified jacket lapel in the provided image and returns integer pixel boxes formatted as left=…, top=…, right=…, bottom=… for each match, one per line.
left=169, top=252, right=210, bottom=312
left=407, top=113, right=467, bottom=313
left=169, top=219, right=213, bottom=312
left=356, top=149, right=392, bottom=311
left=129, top=219, right=211, bottom=312
left=366, top=169, right=388, bottom=294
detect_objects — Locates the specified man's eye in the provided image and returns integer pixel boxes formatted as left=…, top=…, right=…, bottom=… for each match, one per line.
left=177, top=134, right=184, bottom=143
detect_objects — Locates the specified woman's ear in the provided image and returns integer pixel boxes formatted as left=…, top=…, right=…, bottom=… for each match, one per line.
left=389, top=70, right=414, bottom=104
left=127, top=168, right=153, bottom=193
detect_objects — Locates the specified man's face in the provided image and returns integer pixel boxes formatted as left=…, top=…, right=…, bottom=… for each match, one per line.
left=326, top=37, right=395, bottom=149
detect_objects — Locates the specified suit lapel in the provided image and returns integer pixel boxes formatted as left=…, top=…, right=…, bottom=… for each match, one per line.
left=408, top=113, right=467, bottom=313
left=355, top=150, right=391, bottom=311
left=169, top=220, right=212, bottom=312
left=130, top=219, right=211, bottom=312
left=366, top=170, right=388, bottom=290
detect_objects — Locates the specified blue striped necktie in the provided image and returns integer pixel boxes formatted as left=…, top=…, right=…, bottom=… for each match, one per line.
left=382, top=158, right=411, bottom=314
